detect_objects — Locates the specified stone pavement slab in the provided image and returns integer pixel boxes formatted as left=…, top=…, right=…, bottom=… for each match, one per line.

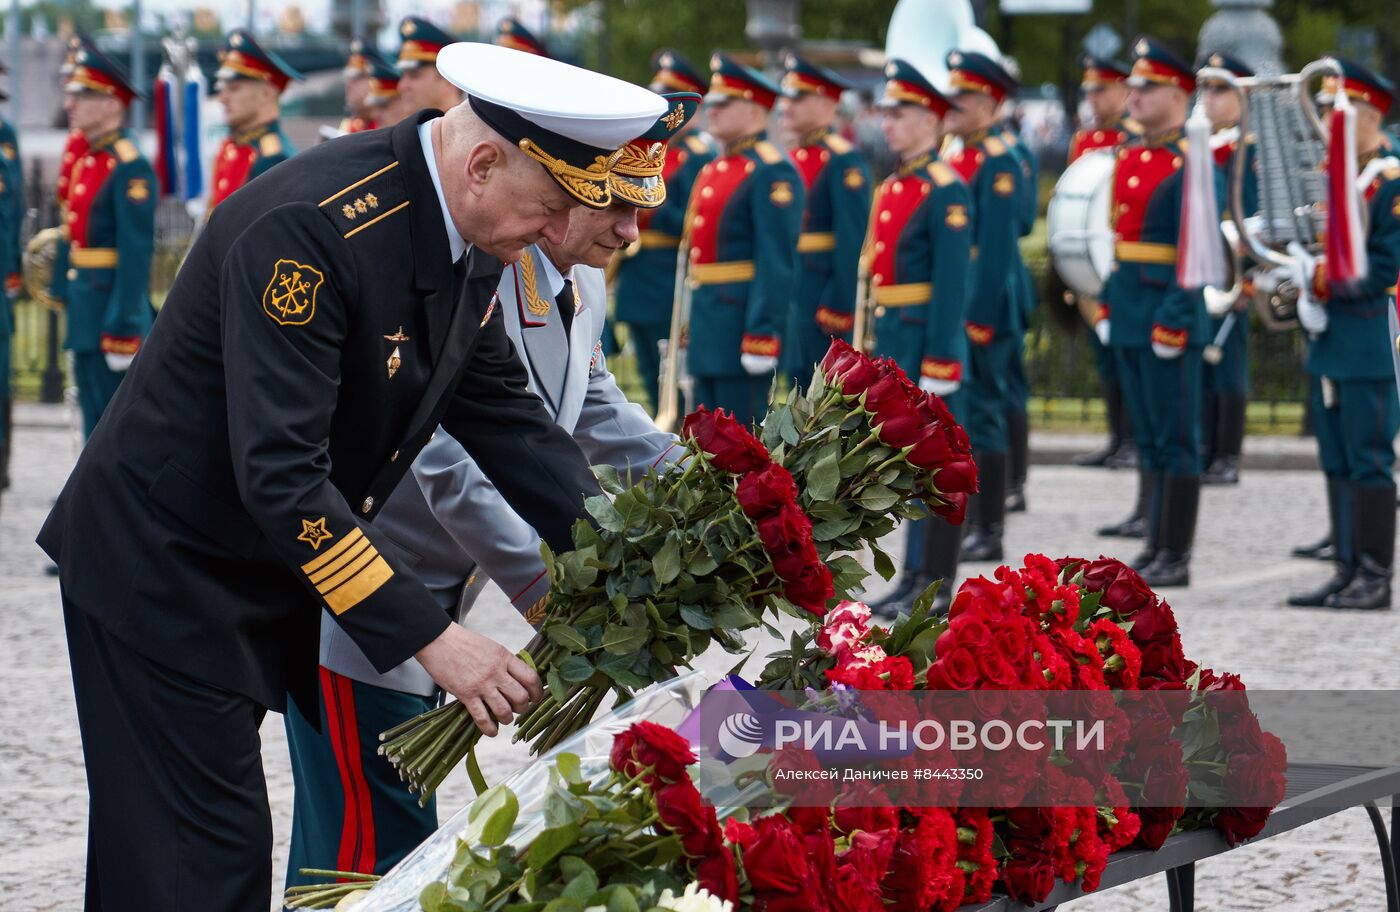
left=0, top=407, right=1393, bottom=911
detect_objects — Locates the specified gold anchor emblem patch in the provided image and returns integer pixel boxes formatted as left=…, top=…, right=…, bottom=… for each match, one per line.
left=384, top=326, right=409, bottom=379
left=262, top=259, right=325, bottom=327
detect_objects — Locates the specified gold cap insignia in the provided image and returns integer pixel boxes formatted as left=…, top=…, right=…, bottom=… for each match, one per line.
left=1209, top=54, right=1223, bottom=67
left=663, top=103, right=685, bottom=132
left=1136, top=39, right=1149, bottom=55
left=262, top=258, right=325, bottom=327
left=297, top=516, right=333, bottom=550
left=231, top=32, right=243, bottom=47
left=710, top=54, right=722, bottom=70
left=948, top=52, right=962, bottom=65
left=402, top=19, right=416, bottom=35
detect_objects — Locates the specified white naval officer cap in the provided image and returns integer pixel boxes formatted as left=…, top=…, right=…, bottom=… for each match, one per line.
left=436, top=42, right=667, bottom=209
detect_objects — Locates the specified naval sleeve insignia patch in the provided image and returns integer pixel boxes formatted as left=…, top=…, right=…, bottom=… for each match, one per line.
left=297, top=517, right=333, bottom=550
left=263, top=259, right=325, bottom=326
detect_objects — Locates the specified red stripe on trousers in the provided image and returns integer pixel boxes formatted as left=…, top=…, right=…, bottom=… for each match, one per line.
left=321, top=667, right=378, bottom=877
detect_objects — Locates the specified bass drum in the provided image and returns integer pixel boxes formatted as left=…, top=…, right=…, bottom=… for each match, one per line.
left=1047, top=149, right=1115, bottom=298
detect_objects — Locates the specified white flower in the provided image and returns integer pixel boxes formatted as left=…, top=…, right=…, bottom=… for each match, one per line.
left=657, top=882, right=734, bottom=912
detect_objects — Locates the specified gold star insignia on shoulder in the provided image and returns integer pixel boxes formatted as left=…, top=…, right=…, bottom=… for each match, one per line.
left=297, top=516, right=333, bottom=550
left=342, top=203, right=357, bottom=220
left=354, top=198, right=368, bottom=213
left=364, top=193, right=379, bottom=208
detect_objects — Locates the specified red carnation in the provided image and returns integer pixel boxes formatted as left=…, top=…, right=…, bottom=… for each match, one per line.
left=737, top=463, right=799, bottom=518
left=1000, top=849, right=1056, bottom=904
left=609, top=721, right=696, bottom=784
left=683, top=406, right=770, bottom=474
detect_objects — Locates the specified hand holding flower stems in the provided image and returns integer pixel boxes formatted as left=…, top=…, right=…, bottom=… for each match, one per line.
left=381, top=338, right=978, bottom=802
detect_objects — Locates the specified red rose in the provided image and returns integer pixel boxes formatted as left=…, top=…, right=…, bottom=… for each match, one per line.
left=1216, top=805, right=1273, bottom=846
left=875, top=403, right=923, bottom=449
left=935, top=457, right=979, bottom=495
left=683, top=406, right=771, bottom=474
left=823, top=339, right=882, bottom=396
left=907, top=426, right=953, bottom=469
left=785, top=562, right=835, bottom=615
left=1133, top=806, right=1184, bottom=850
left=737, top=463, right=799, bottom=517
left=1077, top=558, right=1156, bottom=616
left=1000, top=850, right=1057, bottom=903
left=758, top=502, right=816, bottom=563
left=696, top=849, right=740, bottom=903
left=654, top=779, right=722, bottom=857
left=926, top=646, right=981, bottom=690
left=770, top=538, right=820, bottom=581
left=927, top=491, right=969, bottom=525
left=609, top=721, right=696, bottom=784
left=830, top=860, right=883, bottom=912
left=741, top=816, right=811, bottom=894
left=862, top=371, right=912, bottom=418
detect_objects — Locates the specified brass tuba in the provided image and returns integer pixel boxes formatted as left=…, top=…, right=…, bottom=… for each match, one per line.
left=23, top=227, right=63, bottom=310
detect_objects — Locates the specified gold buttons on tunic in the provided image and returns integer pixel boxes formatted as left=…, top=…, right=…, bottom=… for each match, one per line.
left=361, top=496, right=374, bottom=514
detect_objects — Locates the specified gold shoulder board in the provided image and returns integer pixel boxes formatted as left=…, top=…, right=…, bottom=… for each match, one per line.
left=928, top=160, right=956, bottom=187
left=685, top=134, right=710, bottom=155
left=983, top=136, right=1006, bottom=156
left=114, top=138, right=140, bottom=164
left=755, top=140, right=783, bottom=165
left=823, top=133, right=853, bottom=155
left=260, top=133, right=283, bottom=158
left=318, top=161, right=409, bottom=239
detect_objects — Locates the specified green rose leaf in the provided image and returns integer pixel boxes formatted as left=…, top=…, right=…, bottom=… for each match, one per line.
left=545, top=624, right=589, bottom=654
left=556, top=655, right=596, bottom=684
left=653, top=535, right=682, bottom=585
left=586, top=495, right=626, bottom=533
left=678, top=604, right=714, bottom=630
left=806, top=442, right=842, bottom=501
left=602, top=623, right=649, bottom=655
left=464, top=783, right=519, bottom=847
left=854, top=484, right=900, bottom=512
left=526, top=822, right=580, bottom=869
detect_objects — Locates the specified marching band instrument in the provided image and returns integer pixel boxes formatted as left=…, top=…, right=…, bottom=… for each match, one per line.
left=653, top=242, right=692, bottom=433
left=22, top=227, right=63, bottom=311
left=1047, top=149, right=1116, bottom=298
left=851, top=257, right=874, bottom=354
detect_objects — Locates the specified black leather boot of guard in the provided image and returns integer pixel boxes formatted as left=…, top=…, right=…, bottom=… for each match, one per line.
left=1199, top=394, right=1219, bottom=471
left=1291, top=476, right=1343, bottom=561
left=1005, top=409, right=1029, bottom=513
left=1140, top=475, right=1200, bottom=587
left=0, top=397, right=12, bottom=491
left=1075, top=381, right=1124, bottom=467
left=1324, top=484, right=1395, bottom=610
left=962, top=452, right=1008, bottom=563
left=1104, top=390, right=1138, bottom=469
left=870, top=516, right=932, bottom=619
left=1100, top=468, right=1157, bottom=539
left=1127, top=470, right=1165, bottom=570
left=1288, top=478, right=1353, bottom=606
left=921, top=516, right=965, bottom=617
left=1202, top=394, right=1246, bottom=485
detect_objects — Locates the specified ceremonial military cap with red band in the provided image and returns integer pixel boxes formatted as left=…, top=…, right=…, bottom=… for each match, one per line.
left=610, top=91, right=701, bottom=209
left=1319, top=57, right=1395, bottom=116
left=649, top=49, right=707, bottom=95
left=877, top=58, right=957, bottom=117
left=66, top=37, right=141, bottom=106
left=1126, top=36, right=1196, bottom=93
left=59, top=32, right=87, bottom=77
left=781, top=53, right=851, bottom=101
left=1081, top=54, right=1131, bottom=88
left=706, top=51, right=781, bottom=110
left=366, top=55, right=401, bottom=106
left=343, top=39, right=390, bottom=79
left=397, top=16, right=457, bottom=71
left=946, top=50, right=1017, bottom=103
left=216, top=29, right=302, bottom=93
left=495, top=17, right=549, bottom=57
left=1196, top=49, right=1254, bottom=79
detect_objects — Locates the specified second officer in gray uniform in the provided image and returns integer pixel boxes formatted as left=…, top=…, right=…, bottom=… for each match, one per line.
left=282, top=94, right=700, bottom=887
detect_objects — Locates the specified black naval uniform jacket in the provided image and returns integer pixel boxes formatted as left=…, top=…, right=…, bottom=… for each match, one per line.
left=39, top=112, right=600, bottom=714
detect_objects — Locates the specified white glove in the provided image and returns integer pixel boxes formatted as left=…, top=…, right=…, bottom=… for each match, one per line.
left=104, top=352, right=135, bottom=372
left=740, top=353, right=778, bottom=376
left=919, top=376, right=960, bottom=396
left=1152, top=342, right=1184, bottom=360
left=1288, top=242, right=1328, bottom=335
left=1095, top=319, right=1111, bottom=346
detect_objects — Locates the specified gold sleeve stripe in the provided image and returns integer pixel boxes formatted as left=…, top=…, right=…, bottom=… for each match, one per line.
left=315, top=542, right=379, bottom=594
left=301, top=527, right=365, bottom=574
left=344, top=200, right=410, bottom=239
left=318, top=162, right=400, bottom=207
left=325, top=556, right=395, bottom=615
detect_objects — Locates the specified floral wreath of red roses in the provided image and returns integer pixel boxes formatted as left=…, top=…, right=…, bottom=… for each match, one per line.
left=683, top=406, right=834, bottom=616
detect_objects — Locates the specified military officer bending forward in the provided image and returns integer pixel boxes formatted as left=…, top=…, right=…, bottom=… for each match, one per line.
left=283, top=94, right=699, bottom=887
left=38, top=44, right=665, bottom=911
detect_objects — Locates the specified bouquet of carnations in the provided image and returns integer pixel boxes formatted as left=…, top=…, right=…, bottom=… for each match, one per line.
left=381, top=340, right=977, bottom=801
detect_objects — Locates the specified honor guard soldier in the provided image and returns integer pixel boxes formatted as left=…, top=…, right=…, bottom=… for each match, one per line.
left=685, top=52, right=804, bottom=426
left=50, top=33, right=88, bottom=312
left=283, top=96, right=699, bottom=888
left=340, top=39, right=388, bottom=133
left=0, top=62, right=19, bottom=492
left=614, top=50, right=716, bottom=413
left=861, top=60, right=973, bottom=618
left=942, top=49, right=1022, bottom=562
left=208, top=30, right=300, bottom=212
left=364, top=52, right=409, bottom=128
left=396, top=17, right=462, bottom=113
left=777, top=53, right=871, bottom=382
left=59, top=38, right=157, bottom=439
left=1197, top=50, right=1257, bottom=486
left=995, top=59, right=1037, bottom=515
left=39, top=43, right=665, bottom=908
left=1098, top=37, right=1211, bottom=587
left=1288, top=60, right=1400, bottom=611
left=495, top=16, right=550, bottom=57
left=1070, top=55, right=1141, bottom=469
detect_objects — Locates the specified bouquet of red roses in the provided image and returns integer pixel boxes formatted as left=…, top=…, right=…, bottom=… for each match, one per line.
left=382, top=339, right=976, bottom=801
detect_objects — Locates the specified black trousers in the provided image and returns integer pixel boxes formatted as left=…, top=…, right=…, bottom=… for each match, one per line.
left=63, top=593, right=273, bottom=911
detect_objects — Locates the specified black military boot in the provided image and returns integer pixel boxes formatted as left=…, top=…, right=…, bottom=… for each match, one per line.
left=1140, top=475, right=1200, bottom=588
left=922, top=516, right=965, bottom=617
left=1291, top=476, right=1344, bottom=561
left=1005, top=409, right=1029, bottom=513
left=962, top=451, right=1007, bottom=563
left=1324, top=484, right=1395, bottom=610
left=1127, top=470, right=1164, bottom=570
left=1288, top=479, right=1352, bottom=606
left=870, top=517, right=932, bottom=619
left=1202, top=394, right=1246, bottom=485
left=0, top=397, right=12, bottom=491
left=1199, top=394, right=1219, bottom=470
left=1075, top=381, right=1125, bottom=467
left=1099, top=468, right=1158, bottom=538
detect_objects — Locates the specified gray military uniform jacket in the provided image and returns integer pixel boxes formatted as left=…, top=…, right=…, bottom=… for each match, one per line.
left=320, top=244, right=680, bottom=694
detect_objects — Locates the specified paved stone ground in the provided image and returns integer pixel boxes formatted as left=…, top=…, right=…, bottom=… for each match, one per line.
left=1, top=404, right=1395, bottom=911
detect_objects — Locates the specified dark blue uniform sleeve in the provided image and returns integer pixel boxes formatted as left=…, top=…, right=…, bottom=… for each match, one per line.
left=1333, top=179, right=1400, bottom=308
